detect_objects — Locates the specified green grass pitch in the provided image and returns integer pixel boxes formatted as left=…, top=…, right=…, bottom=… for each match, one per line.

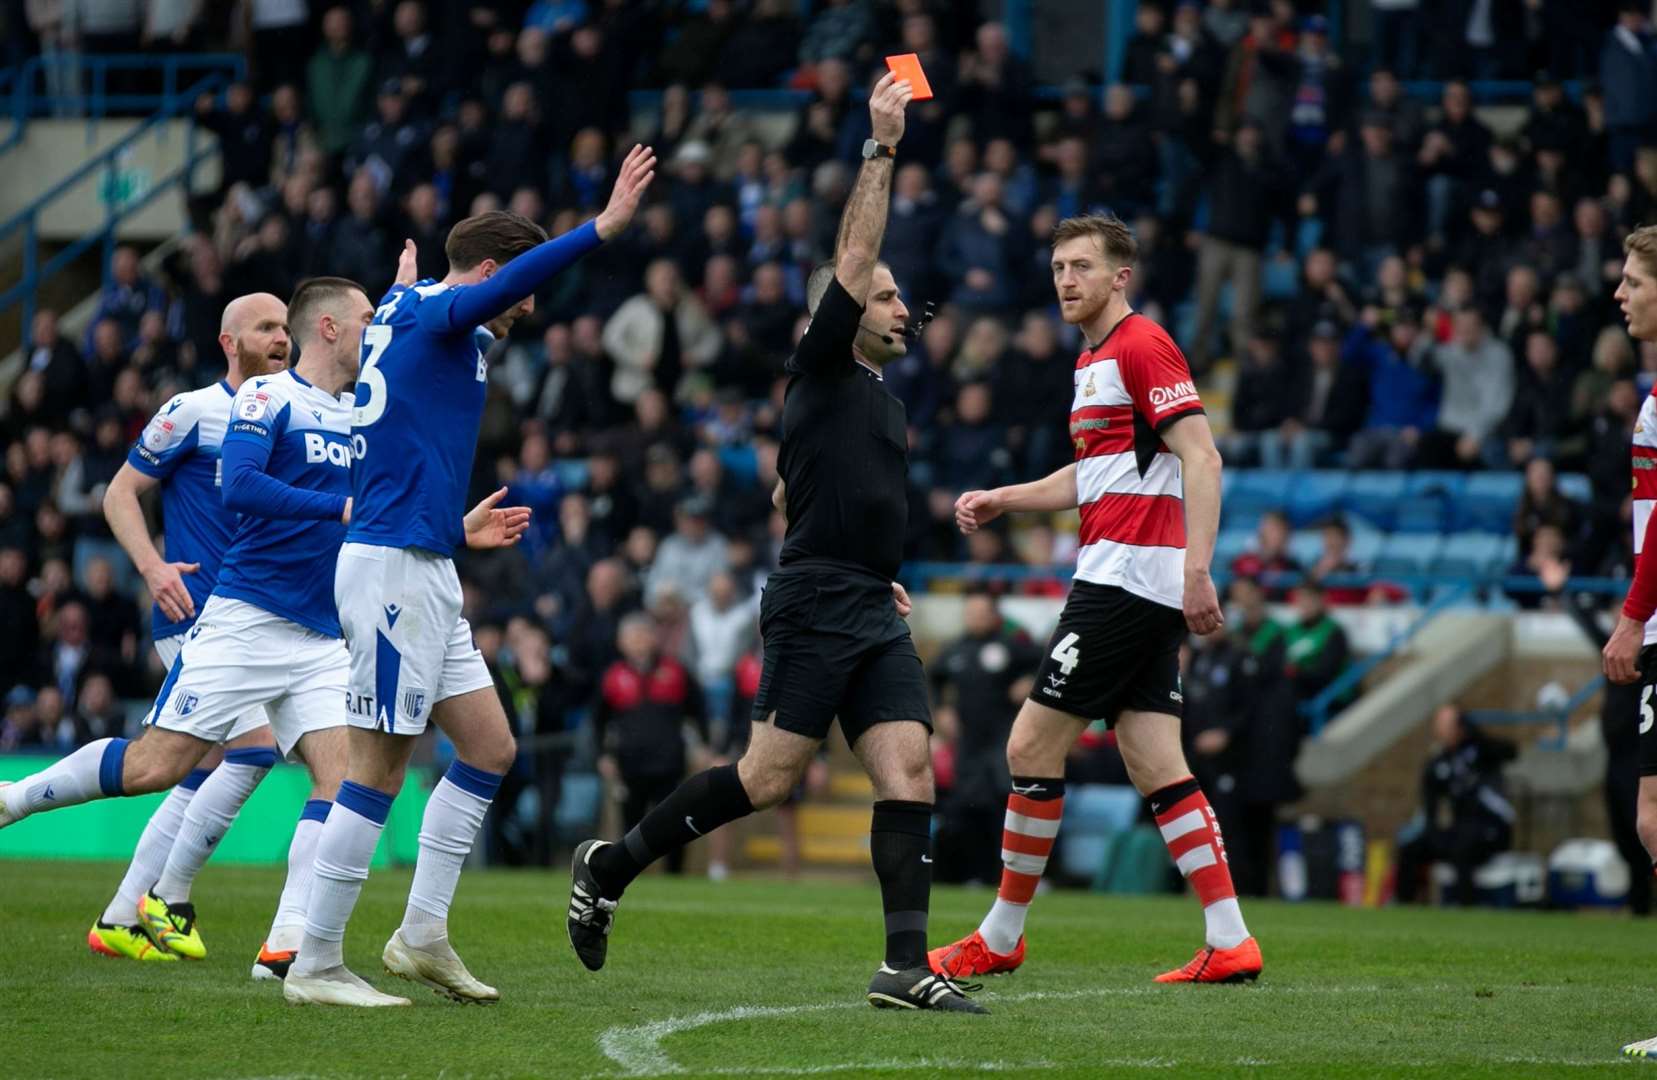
left=3, top=859, right=1653, bottom=1078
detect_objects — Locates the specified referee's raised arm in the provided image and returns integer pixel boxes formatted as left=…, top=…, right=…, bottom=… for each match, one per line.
left=832, top=72, right=912, bottom=305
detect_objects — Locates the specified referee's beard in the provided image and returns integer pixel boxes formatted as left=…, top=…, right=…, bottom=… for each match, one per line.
left=854, top=323, right=907, bottom=368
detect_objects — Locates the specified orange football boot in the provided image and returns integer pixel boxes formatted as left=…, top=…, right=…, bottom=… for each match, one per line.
left=927, top=930, right=1025, bottom=978
left=1154, top=936, right=1262, bottom=984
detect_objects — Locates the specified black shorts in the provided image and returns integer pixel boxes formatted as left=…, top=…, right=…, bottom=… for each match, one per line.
left=751, top=562, right=932, bottom=746
left=1639, top=644, right=1657, bottom=777
left=1029, top=581, right=1187, bottom=726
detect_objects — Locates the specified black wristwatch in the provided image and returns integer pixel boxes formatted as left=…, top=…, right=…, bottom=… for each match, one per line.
left=862, top=139, right=896, bottom=161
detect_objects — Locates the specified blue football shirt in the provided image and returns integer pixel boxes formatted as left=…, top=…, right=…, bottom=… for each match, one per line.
left=215, top=369, right=355, bottom=637
left=127, top=381, right=238, bottom=639
left=346, top=220, right=604, bottom=557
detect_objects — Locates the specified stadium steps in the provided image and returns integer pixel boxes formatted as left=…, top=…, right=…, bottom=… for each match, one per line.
left=1297, top=612, right=1511, bottom=788
left=743, top=804, right=871, bottom=867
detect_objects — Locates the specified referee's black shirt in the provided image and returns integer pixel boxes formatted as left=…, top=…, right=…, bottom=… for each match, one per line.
left=777, top=276, right=909, bottom=582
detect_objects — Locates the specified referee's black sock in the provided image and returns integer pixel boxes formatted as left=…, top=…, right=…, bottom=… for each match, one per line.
left=870, top=799, right=934, bottom=970
left=590, top=763, right=754, bottom=898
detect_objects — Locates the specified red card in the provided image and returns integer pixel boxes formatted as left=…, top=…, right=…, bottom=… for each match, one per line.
left=883, top=53, right=934, bottom=101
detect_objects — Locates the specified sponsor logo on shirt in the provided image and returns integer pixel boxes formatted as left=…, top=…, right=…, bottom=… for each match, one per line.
left=303, top=432, right=353, bottom=468
left=1148, top=381, right=1199, bottom=413
left=143, top=418, right=174, bottom=451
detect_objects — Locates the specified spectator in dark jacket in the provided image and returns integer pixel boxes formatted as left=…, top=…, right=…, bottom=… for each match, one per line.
left=1284, top=583, right=1349, bottom=704
left=1601, top=5, right=1657, bottom=172
left=594, top=613, right=707, bottom=875
left=1310, top=112, right=1421, bottom=270
left=1223, top=331, right=1294, bottom=466
left=25, top=311, right=87, bottom=425
left=83, top=247, right=166, bottom=354
left=935, top=173, right=1018, bottom=313
left=1505, top=330, right=1583, bottom=468
left=956, top=21, right=1034, bottom=146
left=1396, top=706, right=1516, bottom=905
left=1090, top=85, right=1160, bottom=219
left=1191, top=121, right=1287, bottom=370
left=1262, top=320, right=1370, bottom=469
left=194, top=83, right=272, bottom=194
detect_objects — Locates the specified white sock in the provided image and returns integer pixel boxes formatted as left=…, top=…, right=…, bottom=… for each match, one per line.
left=154, top=749, right=275, bottom=903
left=101, top=769, right=208, bottom=925
left=1203, top=897, right=1250, bottom=950
left=400, top=762, right=502, bottom=946
left=10, top=738, right=128, bottom=819
left=268, top=799, right=330, bottom=951
left=978, top=899, right=1031, bottom=956
left=293, top=781, right=391, bottom=976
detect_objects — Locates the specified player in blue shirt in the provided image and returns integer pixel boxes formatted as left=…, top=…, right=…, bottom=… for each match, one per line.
left=86, top=293, right=289, bottom=963
left=285, top=145, right=655, bottom=1007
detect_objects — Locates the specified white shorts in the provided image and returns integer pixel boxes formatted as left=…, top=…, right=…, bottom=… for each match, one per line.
left=335, top=542, right=493, bottom=737
left=153, top=632, right=270, bottom=744
left=145, top=597, right=348, bottom=760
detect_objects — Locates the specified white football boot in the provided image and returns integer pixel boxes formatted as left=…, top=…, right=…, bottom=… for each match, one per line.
left=0, top=782, right=18, bottom=828
left=382, top=929, right=499, bottom=1004
left=283, top=964, right=411, bottom=1007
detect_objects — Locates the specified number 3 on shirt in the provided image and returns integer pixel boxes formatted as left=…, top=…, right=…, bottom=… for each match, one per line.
left=1642, top=683, right=1655, bottom=736
left=354, top=324, right=393, bottom=429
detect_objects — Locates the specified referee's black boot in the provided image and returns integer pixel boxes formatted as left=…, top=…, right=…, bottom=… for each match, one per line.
left=568, top=839, right=619, bottom=971
left=867, top=963, right=988, bottom=1013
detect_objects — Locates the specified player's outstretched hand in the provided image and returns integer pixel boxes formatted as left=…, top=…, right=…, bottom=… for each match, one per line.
left=465, top=486, right=533, bottom=549
left=594, top=144, right=657, bottom=241
left=868, top=71, right=913, bottom=146
left=891, top=581, right=912, bottom=618
left=954, top=490, right=1002, bottom=534
left=394, top=239, right=418, bottom=287
left=1183, top=570, right=1224, bottom=636
left=144, top=561, right=199, bottom=624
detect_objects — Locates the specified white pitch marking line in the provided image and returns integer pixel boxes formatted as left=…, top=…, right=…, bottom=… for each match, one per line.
left=593, top=984, right=1629, bottom=1078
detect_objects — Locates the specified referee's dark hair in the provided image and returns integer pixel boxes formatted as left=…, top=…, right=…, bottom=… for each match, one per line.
left=287, top=276, right=368, bottom=350
left=806, top=258, right=893, bottom=315
left=446, top=210, right=548, bottom=272
left=1052, top=213, right=1138, bottom=268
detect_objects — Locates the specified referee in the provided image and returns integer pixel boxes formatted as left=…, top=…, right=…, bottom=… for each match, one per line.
left=568, top=72, right=984, bottom=1014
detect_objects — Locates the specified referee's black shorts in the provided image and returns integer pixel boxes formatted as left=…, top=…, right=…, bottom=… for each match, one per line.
left=751, top=561, right=931, bottom=746
left=1638, top=644, right=1657, bottom=777
left=1029, top=581, right=1188, bottom=726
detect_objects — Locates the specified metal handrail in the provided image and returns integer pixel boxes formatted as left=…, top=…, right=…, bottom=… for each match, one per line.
left=0, top=71, right=230, bottom=336
left=0, top=52, right=245, bottom=155
left=1466, top=675, right=1607, bottom=751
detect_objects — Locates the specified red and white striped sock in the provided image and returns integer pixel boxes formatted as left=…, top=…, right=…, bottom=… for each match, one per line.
left=977, top=777, right=1064, bottom=955
left=1151, top=776, right=1249, bottom=950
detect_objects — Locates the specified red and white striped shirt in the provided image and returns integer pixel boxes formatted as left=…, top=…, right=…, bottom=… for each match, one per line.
left=1624, top=385, right=1657, bottom=643
left=1069, top=313, right=1204, bottom=609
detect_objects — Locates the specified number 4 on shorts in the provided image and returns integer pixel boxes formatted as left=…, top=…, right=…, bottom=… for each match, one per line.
left=1050, top=632, right=1081, bottom=676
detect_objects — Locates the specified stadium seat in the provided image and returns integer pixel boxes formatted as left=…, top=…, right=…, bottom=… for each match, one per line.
left=1227, top=469, right=1296, bottom=501
left=555, top=773, right=603, bottom=841
left=1373, top=533, right=1443, bottom=577
left=1435, top=532, right=1506, bottom=578
left=1391, top=497, right=1447, bottom=534
left=551, top=458, right=590, bottom=490
left=1288, top=528, right=1324, bottom=567
left=1285, top=470, right=1350, bottom=525
left=1405, top=471, right=1467, bottom=500
left=1453, top=472, right=1524, bottom=532
left=1347, top=529, right=1384, bottom=567
left=1343, top=472, right=1408, bottom=529
left=1215, top=528, right=1253, bottom=568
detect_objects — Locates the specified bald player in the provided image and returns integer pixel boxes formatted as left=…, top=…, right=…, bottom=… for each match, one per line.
left=81, top=292, right=293, bottom=964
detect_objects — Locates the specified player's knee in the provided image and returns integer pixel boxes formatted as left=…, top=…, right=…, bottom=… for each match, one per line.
left=465, top=731, right=517, bottom=776
left=739, top=760, right=799, bottom=810
left=873, top=751, right=932, bottom=803
left=1005, top=726, right=1053, bottom=777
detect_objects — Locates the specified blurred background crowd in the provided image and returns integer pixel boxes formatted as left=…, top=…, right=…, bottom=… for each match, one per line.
left=0, top=0, right=1651, bottom=897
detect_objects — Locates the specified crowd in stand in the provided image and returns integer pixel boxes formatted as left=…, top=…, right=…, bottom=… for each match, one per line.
left=5, top=0, right=1657, bottom=870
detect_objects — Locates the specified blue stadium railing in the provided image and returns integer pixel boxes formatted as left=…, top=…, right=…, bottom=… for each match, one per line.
left=0, top=68, right=233, bottom=336
left=0, top=53, right=245, bottom=155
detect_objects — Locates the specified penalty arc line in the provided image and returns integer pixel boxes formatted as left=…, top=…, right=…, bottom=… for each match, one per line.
left=592, top=984, right=1635, bottom=1078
